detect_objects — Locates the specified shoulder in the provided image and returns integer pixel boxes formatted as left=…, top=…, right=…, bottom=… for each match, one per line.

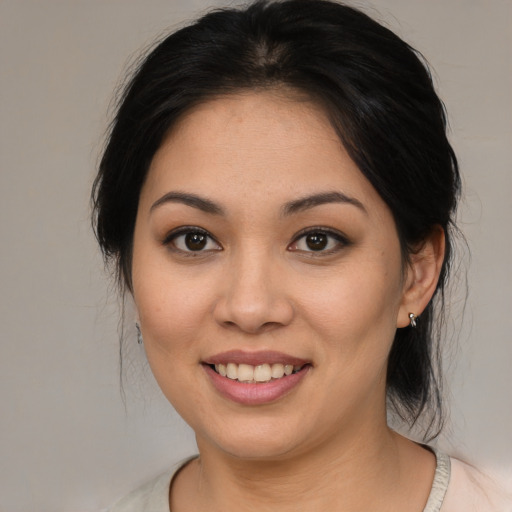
left=442, top=457, right=512, bottom=512
left=108, top=470, right=174, bottom=512
left=108, top=457, right=196, bottom=512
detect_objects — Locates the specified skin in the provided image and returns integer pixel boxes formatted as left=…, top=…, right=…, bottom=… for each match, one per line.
left=131, top=90, right=445, bottom=511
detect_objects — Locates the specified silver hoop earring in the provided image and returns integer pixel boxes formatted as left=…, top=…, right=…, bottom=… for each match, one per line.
left=408, top=313, right=418, bottom=328
left=135, top=323, right=143, bottom=345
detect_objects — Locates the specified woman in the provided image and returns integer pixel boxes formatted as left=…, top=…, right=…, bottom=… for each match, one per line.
left=92, top=0, right=510, bottom=510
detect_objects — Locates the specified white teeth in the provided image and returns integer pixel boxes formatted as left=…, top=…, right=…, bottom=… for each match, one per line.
left=254, top=364, right=272, bottom=382
left=271, top=363, right=285, bottom=379
left=226, top=363, right=238, bottom=380
left=237, top=364, right=254, bottom=382
left=214, top=362, right=304, bottom=382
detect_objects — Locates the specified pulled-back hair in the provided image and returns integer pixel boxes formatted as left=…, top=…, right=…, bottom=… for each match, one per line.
left=92, top=0, right=461, bottom=438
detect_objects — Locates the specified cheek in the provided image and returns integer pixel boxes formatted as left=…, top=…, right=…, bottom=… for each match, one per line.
left=296, top=255, right=403, bottom=352
left=136, top=281, right=210, bottom=348
left=131, top=247, right=215, bottom=359
left=132, top=265, right=211, bottom=413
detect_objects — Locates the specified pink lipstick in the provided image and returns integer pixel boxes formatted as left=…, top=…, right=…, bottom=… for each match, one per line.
left=203, top=350, right=311, bottom=405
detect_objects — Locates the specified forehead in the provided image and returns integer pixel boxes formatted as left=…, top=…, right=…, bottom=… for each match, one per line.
left=142, top=90, right=386, bottom=216
left=160, top=89, right=340, bottom=161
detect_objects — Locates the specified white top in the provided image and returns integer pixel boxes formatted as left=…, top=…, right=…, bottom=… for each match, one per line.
left=109, top=451, right=512, bottom=511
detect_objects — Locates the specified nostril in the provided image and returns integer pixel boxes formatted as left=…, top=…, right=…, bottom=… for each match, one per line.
left=222, top=320, right=285, bottom=334
left=222, top=320, right=245, bottom=332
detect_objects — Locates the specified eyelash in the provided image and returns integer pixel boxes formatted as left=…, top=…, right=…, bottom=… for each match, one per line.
left=163, top=226, right=222, bottom=256
left=162, top=226, right=350, bottom=256
left=288, top=227, right=350, bottom=256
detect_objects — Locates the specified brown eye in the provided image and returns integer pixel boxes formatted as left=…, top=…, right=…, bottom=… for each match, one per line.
left=288, top=229, right=349, bottom=254
left=185, top=232, right=208, bottom=251
left=305, top=233, right=328, bottom=251
left=166, top=228, right=221, bottom=253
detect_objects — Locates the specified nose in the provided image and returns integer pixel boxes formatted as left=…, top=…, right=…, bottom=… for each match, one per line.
left=213, top=248, right=294, bottom=334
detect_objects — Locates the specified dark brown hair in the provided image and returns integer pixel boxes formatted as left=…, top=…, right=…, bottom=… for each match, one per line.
left=92, top=0, right=461, bottom=438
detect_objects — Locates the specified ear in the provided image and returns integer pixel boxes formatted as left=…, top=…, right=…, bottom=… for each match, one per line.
left=397, top=226, right=445, bottom=328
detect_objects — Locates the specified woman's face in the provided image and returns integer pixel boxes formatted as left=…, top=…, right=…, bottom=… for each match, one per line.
left=132, top=91, right=412, bottom=460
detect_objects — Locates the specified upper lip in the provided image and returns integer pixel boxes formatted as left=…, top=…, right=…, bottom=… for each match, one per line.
left=204, top=350, right=310, bottom=367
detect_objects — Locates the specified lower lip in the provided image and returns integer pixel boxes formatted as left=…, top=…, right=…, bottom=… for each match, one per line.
left=203, top=364, right=311, bottom=405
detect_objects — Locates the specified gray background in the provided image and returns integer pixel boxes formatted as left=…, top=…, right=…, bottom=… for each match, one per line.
left=1, top=0, right=510, bottom=510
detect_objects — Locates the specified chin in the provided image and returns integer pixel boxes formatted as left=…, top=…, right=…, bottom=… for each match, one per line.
left=213, top=439, right=301, bottom=462
left=196, top=416, right=312, bottom=461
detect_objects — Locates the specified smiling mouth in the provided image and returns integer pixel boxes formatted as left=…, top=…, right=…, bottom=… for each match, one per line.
left=208, top=362, right=308, bottom=384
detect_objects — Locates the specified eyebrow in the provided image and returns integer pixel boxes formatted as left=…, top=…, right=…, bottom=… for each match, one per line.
left=282, top=191, right=367, bottom=216
left=150, top=190, right=366, bottom=217
left=150, top=191, right=225, bottom=215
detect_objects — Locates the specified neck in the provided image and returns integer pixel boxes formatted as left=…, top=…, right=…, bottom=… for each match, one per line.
left=175, top=423, right=418, bottom=512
